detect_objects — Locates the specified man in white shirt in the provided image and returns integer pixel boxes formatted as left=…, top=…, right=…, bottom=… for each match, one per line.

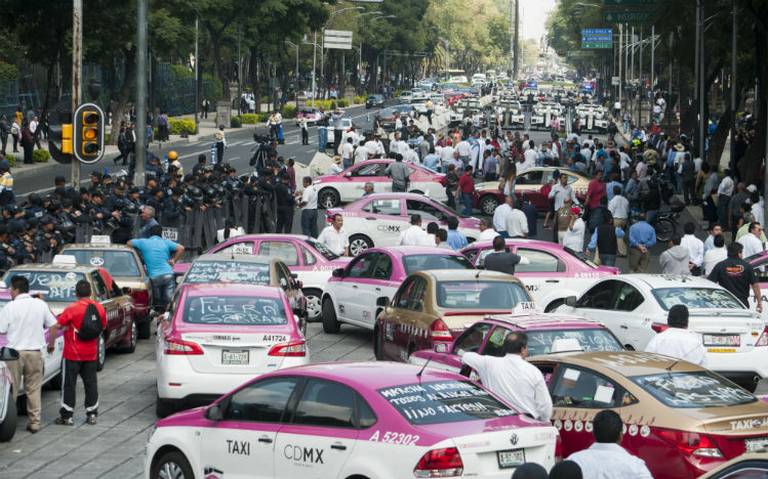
left=608, top=187, right=629, bottom=256
left=548, top=173, right=578, bottom=211
left=299, top=176, right=319, bottom=238
left=389, top=132, right=408, bottom=157
left=317, top=213, right=349, bottom=256
left=0, top=276, right=58, bottom=433
left=354, top=140, right=369, bottom=165
left=563, top=207, right=586, bottom=252
left=580, top=143, right=593, bottom=168
left=398, top=214, right=431, bottom=246
left=522, top=141, right=538, bottom=170
left=460, top=332, right=552, bottom=421
left=403, top=146, right=420, bottom=164
left=456, top=139, right=471, bottom=164
left=680, top=222, right=704, bottom=274
left=439, top=140, right=455, bottom=166
left=493, top=195, right=514, bottom=238
left=341, top=137, right=355, bottom=169
left=703, top=233, right=727, bottom=276
left=477, top=217, right=500, bottom=241
left=568, top=410, right=653, bottom=479
left=645, top=305, right=707, bottom=366
left=503, top=199, right=529, bottom=238
left=751, top=192, right=764, bottom=227
left=738, top=222, right=765, bottom=258
left=703, top=224, right=723, bottom=254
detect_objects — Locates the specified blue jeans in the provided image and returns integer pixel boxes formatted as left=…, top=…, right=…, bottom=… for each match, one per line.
left=600, top=254, right=617, bottom=267
left=301, top=209, right=318, bottom=238
left=343, top=158, right=352, bottom=170
left=151, top=274, right=176, bottom=311
left=461, top=192, right=473, bottom=215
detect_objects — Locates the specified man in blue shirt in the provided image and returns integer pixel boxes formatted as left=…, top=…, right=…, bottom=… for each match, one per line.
left=138, top=205, right=160, bottom=239
left=628, top=214, right=656, bottom=273
left=446, top=216, right=468, bottom=250
left=128, top=225, right=185, bottom=312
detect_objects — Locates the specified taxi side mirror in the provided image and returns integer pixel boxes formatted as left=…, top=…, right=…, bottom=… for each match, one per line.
left=564, top=296, right=577, bottom=307
left=207, top=404, right=224, bottom=421
left=0, top=347, right=19, bottom=361
left=376, top=296, right=390, bottom=307
left=332, top=268, right=345, bottom=278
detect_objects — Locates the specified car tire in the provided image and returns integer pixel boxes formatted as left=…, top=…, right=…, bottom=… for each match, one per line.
left=0, top=389, right=17, bottom=442
left=479, top=195, right=500, bottom=216
left=151, top=450, right=194, bottom=479
left=117, top=321, right=137, bottom=354
left=303, top=289, right=323, bottom=323
left=16, top=395, right=26, bottom=416
left=137, top=316, right=152, bottom=340
left=318, top=188, right=340, bottom=209
left=321, top=298, right=341, bottom=334
left=348, top=234, right=373, bottom=256
left=373, top=325, right=384, bottom=360
left=96, top=335, right=106, bottom=372
left=155, top=395, right=177, bottom=418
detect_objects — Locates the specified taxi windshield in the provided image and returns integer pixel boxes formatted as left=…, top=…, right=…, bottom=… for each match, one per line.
left=403, top=255, right=473, bottom=275
left=184, top=296, right=287, bottom=326
left=631, top=371, right=755, bottom=408
left=436, top=280, right=529, bottom=310
left=185, top=261, right=271, bottom=285
left=652, top=287, right=744, bottom=311
left=4, top=271, right=86, bottom=302
left=306, top=238, right=338, bottom=260
left=527, top=329, right=623, bottom=355
left=379, top=380, right=517, bottom=425
left=66, top=250, right=141, bottom=277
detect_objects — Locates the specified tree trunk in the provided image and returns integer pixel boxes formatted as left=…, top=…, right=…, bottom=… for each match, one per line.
left=109, top=46, right=137, bottom=145
left=736, top=23, right=767, bottom=186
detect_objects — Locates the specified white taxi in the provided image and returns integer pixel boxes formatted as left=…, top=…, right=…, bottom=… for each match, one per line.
left=555, top=274, right=768, bottom=391
left=145, top=362, right=558, bottom=479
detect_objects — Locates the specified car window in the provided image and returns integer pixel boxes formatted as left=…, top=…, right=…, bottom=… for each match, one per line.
left=395, top=277, right=427, bottom=311
left=551, top=366, right=635, bottom=408
left=452, top=323, right=492, bottom=354
left=276, top=264, right=292, bottom=290
left=362, top=199, right=401, bottom=216
left=483, top=326, right=513, bottom=357
left=347, top=253, right=378, bottom=279
left=299, top=245, right=317, bottom=265
left=517, top=171, right=543, bottom=185
left=515, top=248, right=565, bottom=273
left=225, top=377, right=299, bottom=422
left=216, top=241, right=255, bottom=256
left=527, top=329, right=624, bottom=355
left=631, top=371, right=755, bottom=408
left=463, top=248, right=480, bottom=264
left=185, top=296, right=287, bottom=325
left=291, top=379, right=356, bottom=428
left=436, top=280, right=529, bottom=310
left=406, top=199, right=446, bottom=222
left=716, top=465, right=768, bottom=479
left=4, top=271, right=86, bottom=302
left=614, top=283, right=644, bottom=311
left=91, top=274, right=109, bottom=301
left=66, top=250, right=141, bottom=277
left=652, top=287, right=745, bottom=311
left=372, top=254, right=393, bottom=280
left=353, top=163, right=386, bottom=177
left=576, top=280, right=621, bottom=309
left=403, top=254, right=473, bottom=275
left=258, top=241, right=299, bottom=266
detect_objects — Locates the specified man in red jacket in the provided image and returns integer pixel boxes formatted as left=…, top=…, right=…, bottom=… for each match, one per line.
left=458, top=165, right=475, bottom=215
left=47, top=280, right=107, bottom=425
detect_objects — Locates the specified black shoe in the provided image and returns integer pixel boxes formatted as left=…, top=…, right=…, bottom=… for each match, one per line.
left=86, top=415, right=97, bottom=425
left=54, top=416, right=74, bottom=426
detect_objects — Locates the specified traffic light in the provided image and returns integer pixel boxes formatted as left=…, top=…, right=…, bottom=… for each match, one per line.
left=73, top=102, right=105, bottom=164
left=61, top=124, right=73, bottom=155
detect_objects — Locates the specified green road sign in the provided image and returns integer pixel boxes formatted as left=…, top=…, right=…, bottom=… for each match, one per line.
left=604, top=10, right=651, bottom=22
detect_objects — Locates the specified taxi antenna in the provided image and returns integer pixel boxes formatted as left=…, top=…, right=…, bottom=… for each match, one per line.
left=665, top=359, right=680, bottom=372
left=416, top=357, right=432, bottom=378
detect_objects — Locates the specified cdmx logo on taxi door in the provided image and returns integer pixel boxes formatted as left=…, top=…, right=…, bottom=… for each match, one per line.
left=284, top=444, right=325, bottom=464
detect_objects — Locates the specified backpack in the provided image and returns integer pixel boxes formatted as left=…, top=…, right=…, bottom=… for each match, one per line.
left=77, top=302, right=103, bottom=341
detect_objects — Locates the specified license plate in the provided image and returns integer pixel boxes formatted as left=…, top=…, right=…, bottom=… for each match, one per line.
left=745, top=437, right=768, bottom=452
left=221, top=350, right=249, bottom=365
left=707, top=348, right=737, bottom=353
left=161, top=228, right=179, bottom=241
left=497, top=449, right=525, bottom=469
left=703, top=334, right=740, bottom=347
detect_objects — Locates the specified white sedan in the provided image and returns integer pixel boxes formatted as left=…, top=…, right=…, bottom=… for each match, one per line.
left=556, top=274, right=768, bottom=391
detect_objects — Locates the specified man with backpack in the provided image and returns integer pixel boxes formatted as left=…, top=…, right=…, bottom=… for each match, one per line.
left=46, top=280, right=107, bottom=425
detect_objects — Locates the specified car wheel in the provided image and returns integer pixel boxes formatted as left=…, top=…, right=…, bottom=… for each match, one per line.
left=479, top=195, right=500, bottom=216
left=151, top=450, right=194, bottom=479
left=0, top=389, right=17, bottom=442
left=96, top=335, right=106, bottom=372
left=348, top=235, right=373, bottom=256
left=117, top=322, right=137, bottom=354
left=155, top=395, right=177, bottom=418
left=321, top=298, right=341, bottom=334
left=303, top=289, right=323, bottom=323
left=137, top=315, right=152, bottom=340
left=318, top=188, right=340, bottom=209
left=373, top=325, right=384, bottom=360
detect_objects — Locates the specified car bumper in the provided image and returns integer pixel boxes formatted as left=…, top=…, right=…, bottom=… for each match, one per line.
left=156, top=356, right=309, bottom=400
left=707, top=349, right=768, bottom=380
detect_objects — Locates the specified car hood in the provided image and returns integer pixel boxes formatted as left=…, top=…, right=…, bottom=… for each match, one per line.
left=314, top=173, right=344, bottom=184
left=173, top=262, right=191, bottom=275
left=458, top=217, right=482, bottom=230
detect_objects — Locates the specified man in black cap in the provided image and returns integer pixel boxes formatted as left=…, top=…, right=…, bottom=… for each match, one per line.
left=644, top=304, right=706, bottom=366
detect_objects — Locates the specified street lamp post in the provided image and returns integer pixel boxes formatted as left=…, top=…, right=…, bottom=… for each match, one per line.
left=286, top=41, right=300, bottom=109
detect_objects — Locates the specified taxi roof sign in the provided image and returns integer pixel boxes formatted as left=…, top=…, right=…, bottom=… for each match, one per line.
left=52, top=255, right=78, bottom=266
left=90, top=235, right=111, bottom=245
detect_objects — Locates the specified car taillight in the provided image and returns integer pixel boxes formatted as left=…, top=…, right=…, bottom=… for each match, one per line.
left=651, top=322, right=669, bottom=333
left=657, top=428, right=724, bottom=458
left=430, top=319, right=453, bottom=341
left=756, top=327, right=768, bottom=347
left=414, top=447, right=463, bottom=478
left=268, top=340, right=307, bottom=357
left=132, top=289, right=149, bottom=305
left=164, top=337, right=204, bottom=355
left=554, top=432, right=563, bottom=462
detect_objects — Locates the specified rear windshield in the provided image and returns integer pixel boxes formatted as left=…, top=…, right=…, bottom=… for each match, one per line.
left=306, top=238, right=338, bottom=260
left=66, top=250, right=140, bottom=277
left=652, top=287, right=744, bottom=311
left=4, top=271, right=86, bottom=302
left=379, top=380, right=517, bottom=425
left=436, top=280, right=529, bottom=310
left=527, top=329, right=623, bottom=356
left=631, top=372, right=755, bottom=408
left=403, top=255, right=473, bottom=275
left=184, top=296, right=287, bottom=326
left=185, top=261, right=271, bottom=285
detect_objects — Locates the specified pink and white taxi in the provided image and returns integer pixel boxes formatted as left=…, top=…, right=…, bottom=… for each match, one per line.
left=329, top=193, right=481, bottom=256
left=145, top=362, right=558, bottom=479
left=321, top=246, right=474, bottom=334
left=173, top=234, right=352, bottom=321
left=314, top=159, right=448, bottom=208
left=155, top=284, right=308, bottom=417
left=461, top=239, right=619, bottom=312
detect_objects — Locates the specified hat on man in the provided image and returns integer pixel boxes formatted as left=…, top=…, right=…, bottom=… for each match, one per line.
left=674, top=143, right=685, bottom=152
left=747, top=184, right=758, bottom=193
left=571, top=206, right=582, bottom=216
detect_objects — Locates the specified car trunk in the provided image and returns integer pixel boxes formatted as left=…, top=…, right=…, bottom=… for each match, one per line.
left=180, top=328, right=291, bottom=375
left=441, top=310, right=511, bottom=337
left=688, top=310, right=763, bottom=353
left=692, top=402, right=768, bottom=457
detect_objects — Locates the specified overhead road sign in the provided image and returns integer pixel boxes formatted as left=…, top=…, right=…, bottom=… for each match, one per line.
left=581, top=28, right=613, bottom=49
left=323, top=29, right=353, bottom=50
left=604, top=10, right=651, bottom=22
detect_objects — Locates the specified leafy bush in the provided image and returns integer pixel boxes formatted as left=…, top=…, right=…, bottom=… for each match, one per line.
left=353, top=95, right=366, bottom=105
left=230, top=116, right=242, bottom=128
left=336, top=99, right=348, bottom=108
left=33, top=149, right=50, bottom=163
left=281, top=104, right=297, bottom=119
left=168, top=117, right=197, bottom=135
left=4, top=154, right=16, bottom=167
left=238, top=113, right=259, bottom=124
left=0, top=62, right=19, bottom=81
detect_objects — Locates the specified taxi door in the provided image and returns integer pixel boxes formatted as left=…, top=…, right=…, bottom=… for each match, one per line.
left=275, top=379, right=359, bottom=479
left=91, top=272, right=124, bottom=341
left=358, top=198, right=406, bottom=247
left=511, top=247, right=568, bottom=303
left=198, top=377, right=301, bottom=479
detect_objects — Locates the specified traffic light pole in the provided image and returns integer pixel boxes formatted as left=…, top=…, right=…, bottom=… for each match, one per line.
left=71, top=0, right=82, bottom=188
left=135, top=0, right=147, bottom=186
